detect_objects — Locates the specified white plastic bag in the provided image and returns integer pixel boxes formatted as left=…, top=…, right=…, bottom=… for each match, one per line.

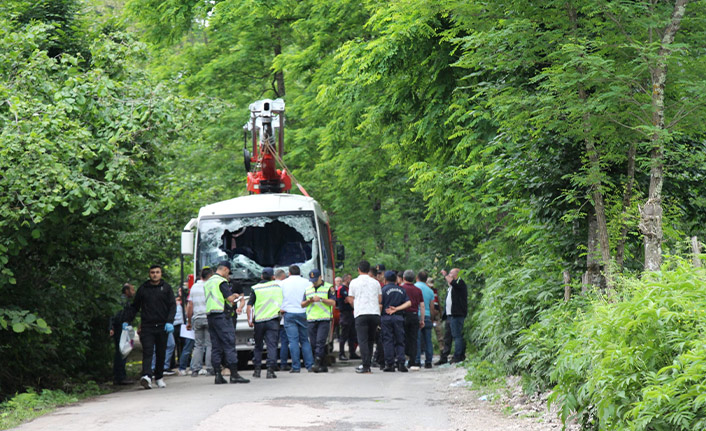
left=119, top=325, right=135, bottom=359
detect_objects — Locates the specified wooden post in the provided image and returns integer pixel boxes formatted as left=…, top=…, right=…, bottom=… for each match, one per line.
left=563, top=270, right=571, bottom=302
left=692, top=236, right=702, bottom=268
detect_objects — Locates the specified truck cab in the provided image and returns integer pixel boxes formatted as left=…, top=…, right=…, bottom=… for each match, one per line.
left=181, top=193, right=335, bottom=367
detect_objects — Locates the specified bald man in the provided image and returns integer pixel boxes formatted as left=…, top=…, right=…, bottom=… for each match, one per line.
left=440, top=268, right=468, bottom=364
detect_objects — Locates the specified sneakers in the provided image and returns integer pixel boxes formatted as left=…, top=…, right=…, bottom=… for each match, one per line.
left=383, top=365, right=395, bottom=372
left=349, top=353, right=361, bottom=360
left=409, top=365, right=420, bottom=371
left=163, top=370, right=176, bottom=376
left=434, top=358, right=448, bottom=366
left=338, top=354, right=349, bottom=361
left=198, top=369, right=209, bottom=376
left=191, top=371, right=199, bottom=377
left=289, top=369, right=301, bottom=373
left=177, top=369, right=187, bottom=376
left=355, top=365, right=372, bottom=374
left=266, top=368, right=277, bottom=379
left=252, top=368, right=261, bottom=378
left=424, top=363, right=432, bottom=369
left=156, top=378, right=167, bottom=388
left=140, top=375, right=153, bottom=390
left=397, top=363, right=408, bottom=372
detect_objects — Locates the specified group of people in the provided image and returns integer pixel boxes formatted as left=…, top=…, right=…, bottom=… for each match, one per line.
left=342, top=260, right=467, bottom=374
left=110, top=259, right=468, bottom=387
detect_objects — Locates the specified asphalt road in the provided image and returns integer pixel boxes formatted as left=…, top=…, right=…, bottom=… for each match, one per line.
left=11, top=360, right=450, bottom=431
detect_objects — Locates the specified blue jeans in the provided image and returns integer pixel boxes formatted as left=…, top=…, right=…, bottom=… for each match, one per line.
left=179, top=338, right=194, bottom=371
left=448, top=315, right=466, bottom=362
left=279, top=325, right=289, bottom=367
left=152, top=331, right=175, bottom=371
left=283, top=312, right=314, bottom=371
left=416, top=316, right=433, bottom=365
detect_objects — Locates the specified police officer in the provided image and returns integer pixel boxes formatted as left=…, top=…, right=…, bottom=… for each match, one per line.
left=204, top=261, right=249, bottom=384
left=380, top=270, right=411, bottom=372
left=247, top=267, right=283, bottom=379
left=302, top=269, right=335, bottom=373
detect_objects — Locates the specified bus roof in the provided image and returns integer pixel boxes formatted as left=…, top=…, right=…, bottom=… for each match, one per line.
left=197, top=193, right=328, bottom=222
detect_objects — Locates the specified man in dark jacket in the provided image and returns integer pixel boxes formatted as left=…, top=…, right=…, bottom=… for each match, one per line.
left=380, top=271, right=411, bottom=372
left=109, top=283, right=135, bottom=385
left=123, top=265, right=176, bottom=390
left=437, top=268, right=468, bottom=364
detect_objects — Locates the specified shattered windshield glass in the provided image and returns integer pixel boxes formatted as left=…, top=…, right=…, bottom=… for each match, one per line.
left=197, top=213, right=319, bottom=280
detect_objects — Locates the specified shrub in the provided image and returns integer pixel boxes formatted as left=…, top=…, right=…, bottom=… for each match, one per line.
left=550, top=262, right=706, bottom=431
left=516, top=294, right=587, bottom=393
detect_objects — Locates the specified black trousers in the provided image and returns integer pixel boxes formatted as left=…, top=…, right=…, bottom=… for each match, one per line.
left=253, top=318, right=279, bottom=369
left=441, top=319, right=453, bottom=359
left=207, top=313, right=238, bottom=371
left=381, top=315, right=405, bottom=366
left=308, top=320, right=331, bottom=360
left=403, top=312, right=419, bottom=366
left=113, top=330, right=127, bottom=382
left=338, top=310, right=357, bottom=355
left=140, top=324, right=168, bottom=379
left=355, top=314, right=380, bottom=369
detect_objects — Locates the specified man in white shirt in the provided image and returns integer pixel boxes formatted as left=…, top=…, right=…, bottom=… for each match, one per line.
left=347, top=260, right=382, bottom=374
left=280, top=265, right=315, bottom=372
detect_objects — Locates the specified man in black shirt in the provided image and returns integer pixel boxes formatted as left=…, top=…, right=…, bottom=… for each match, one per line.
left=123, top=265, right=176, bottom=389
left=380, top=270, right=411, bottom=372
left=109, top=283, right=135, bottom=385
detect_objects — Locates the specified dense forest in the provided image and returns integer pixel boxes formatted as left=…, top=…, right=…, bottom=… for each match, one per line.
left=1, top=0, right=705, bottom=429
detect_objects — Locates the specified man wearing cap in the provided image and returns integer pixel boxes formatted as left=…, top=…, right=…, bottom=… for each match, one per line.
left=380, top=270, right=411, bottom=372
left=204, top=261, right=250, bottom=384
left=247, top=268, right=283, bottom=379
left=302, top=269, right=335, bottom=373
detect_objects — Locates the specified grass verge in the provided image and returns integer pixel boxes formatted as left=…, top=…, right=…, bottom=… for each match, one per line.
left=0, top=381, right=108, bottom=430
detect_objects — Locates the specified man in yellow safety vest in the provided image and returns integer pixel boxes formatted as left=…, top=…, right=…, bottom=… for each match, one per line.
left=204, top=261, right=250, bottom=385
left=247, top=267, right=283, bottom=379
left=302, top=269, right=335, bottom=373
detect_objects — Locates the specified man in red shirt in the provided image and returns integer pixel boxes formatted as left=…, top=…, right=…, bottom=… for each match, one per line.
left=400, top=270, right=425, bottom=370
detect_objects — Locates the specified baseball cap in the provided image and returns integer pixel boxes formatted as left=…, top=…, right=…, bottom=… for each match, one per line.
left=262, top=267, right=274, bottom=278
left=309, top=269, right=321, bottom=282
left=384, top=270, right=397, bottom=282
left=218, top=260, right=232, bottom=270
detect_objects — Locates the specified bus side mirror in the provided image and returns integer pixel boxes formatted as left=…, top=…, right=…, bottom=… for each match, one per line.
left=335, top=241, right=345, bottom=269
left=181, top=231, right=195, bottom=255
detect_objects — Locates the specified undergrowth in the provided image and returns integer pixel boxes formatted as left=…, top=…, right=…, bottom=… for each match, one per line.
left=0, top=381, right=105, bottom=430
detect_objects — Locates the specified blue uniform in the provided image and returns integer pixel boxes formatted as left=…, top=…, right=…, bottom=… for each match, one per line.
left=380, top=283, right=409, bottom=367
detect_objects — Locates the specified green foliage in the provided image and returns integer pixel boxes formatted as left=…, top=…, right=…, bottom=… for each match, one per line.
left=516, top=296, right=587, bottom=394
left=551, top=262, right=706, bottom=431
left=0, top=310, right=50, bottom=335
left=0, top=4, right=208, bottom=398
left=0, top=381, right=104, bottom=429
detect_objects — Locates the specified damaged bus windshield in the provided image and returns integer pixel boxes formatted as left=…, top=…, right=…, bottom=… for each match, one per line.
left=197, top=213, right=319, bottom=282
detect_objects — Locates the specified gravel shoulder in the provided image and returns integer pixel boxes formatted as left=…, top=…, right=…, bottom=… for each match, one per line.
left=436, top=364, right=578, bottom=431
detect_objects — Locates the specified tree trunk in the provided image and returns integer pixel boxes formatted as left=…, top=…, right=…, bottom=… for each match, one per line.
left=582, top=208, right=604, bottom=291
left=641, top=0, right=690, bottom=271
left=616, top=142, right=636, bottom=271
left=692, top=236, right=702, bottom=268
left=563, top=270, right=571, bottom=302
left=272, top=22, right=285, bottom=98
left=568, top=4, right=612, bottom=286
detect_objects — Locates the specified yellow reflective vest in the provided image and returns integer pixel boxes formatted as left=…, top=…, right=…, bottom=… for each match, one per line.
left=204, top=274, right=228, bottom=314
left=305, top=282, right=333, bottom=321
left=251, top=280, right=283, bottom=322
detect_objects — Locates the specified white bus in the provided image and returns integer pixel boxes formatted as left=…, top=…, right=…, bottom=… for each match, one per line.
left=181, top=193, right=339, bottom=367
